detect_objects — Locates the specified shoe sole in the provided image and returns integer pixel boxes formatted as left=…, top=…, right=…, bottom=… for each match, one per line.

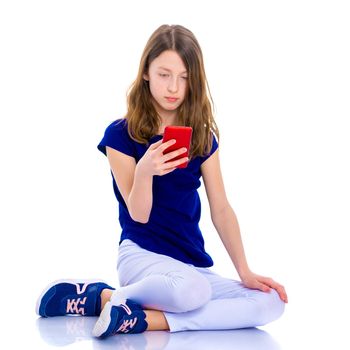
left=35, top=278, right=108, bottom=316
left=92, top=301, right=117, bottom=338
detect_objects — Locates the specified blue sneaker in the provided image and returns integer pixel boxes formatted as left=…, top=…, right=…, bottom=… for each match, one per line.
left=36, top=279, right=115, bottom=317
left=92, top=300, right=148, bottom=338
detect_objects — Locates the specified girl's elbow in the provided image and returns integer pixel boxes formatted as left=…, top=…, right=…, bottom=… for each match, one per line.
left=127, top=199, right=152, bottom=224
left=134, top=216, right=150, bottom=224
left=129, top=209, right=150, bottom=224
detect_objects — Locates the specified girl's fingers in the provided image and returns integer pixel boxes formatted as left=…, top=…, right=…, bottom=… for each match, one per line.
left=276, top=285, right=288, bottom=303
left=245, top=274, right=288, bottom=303
left=163, top=148, right=188, bottom=163
left=260, top=278, right=288, bottom=303
left=161, top=157, right=188, bottom=172
left=257, top=282, right=271, bottom=293
left=159, top=139, right=176, bottom=152
left=148, top=139, right=163, bottom=149
left=160, top=167, right=176, bottom=175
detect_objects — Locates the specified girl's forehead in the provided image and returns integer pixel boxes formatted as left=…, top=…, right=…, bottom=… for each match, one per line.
left=151, top=50, right=187, bottom=72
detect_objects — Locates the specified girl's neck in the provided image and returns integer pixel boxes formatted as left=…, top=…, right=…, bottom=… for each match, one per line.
left=158, top=115, right=178, bottom=135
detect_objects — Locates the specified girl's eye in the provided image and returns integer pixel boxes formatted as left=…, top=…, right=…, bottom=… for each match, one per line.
left=158, top=73, right=188, bottom=80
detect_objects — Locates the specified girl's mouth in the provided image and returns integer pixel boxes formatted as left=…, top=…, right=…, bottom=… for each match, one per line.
left=165, top=97, right=179, bottom=103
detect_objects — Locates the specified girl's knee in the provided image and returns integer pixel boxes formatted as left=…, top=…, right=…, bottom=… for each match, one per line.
left=256, top=289, right=285, bottom=325
left=171, top=274, right=212, bottom=312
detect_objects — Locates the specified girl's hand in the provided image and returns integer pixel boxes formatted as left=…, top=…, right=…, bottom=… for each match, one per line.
left=137, top=139, right=189, bottom=177
left=240, top=271, right=288, bottom=303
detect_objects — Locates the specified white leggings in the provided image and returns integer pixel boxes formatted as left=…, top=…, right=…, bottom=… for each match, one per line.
left=112, top=239, right=285, bottom=332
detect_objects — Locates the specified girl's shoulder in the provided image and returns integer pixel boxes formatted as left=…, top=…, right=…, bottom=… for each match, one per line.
left=105, top=118, right=128, bottom=130
left=102, top=118, right=132, bottom=139
left=98, top=118, right=135, bottom=157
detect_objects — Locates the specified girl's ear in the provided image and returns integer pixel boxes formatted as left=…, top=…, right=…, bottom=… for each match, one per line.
left=143, top=72, right=149, bottom=81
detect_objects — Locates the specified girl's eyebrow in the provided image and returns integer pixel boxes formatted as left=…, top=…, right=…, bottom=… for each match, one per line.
left=157, top=66, right=188, bottom=74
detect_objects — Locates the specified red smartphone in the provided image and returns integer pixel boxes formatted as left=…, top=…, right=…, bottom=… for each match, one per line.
left=162, top=126, right=193, bottom=168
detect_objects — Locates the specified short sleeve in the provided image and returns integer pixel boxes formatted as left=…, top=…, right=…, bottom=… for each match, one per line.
left=200, top=132, right=219, bottom=164
left=97, top=119, right=135, bottom=158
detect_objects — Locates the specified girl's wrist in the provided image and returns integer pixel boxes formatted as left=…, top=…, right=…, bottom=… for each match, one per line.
left=237, top=266, right=252, bottom=280
left=135, top=162, right=152, bottom=179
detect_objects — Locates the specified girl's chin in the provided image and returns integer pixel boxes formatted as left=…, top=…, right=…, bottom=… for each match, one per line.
left=159, top=104, right=179, bottom=112
left=153, top=98, right=182, bottom=114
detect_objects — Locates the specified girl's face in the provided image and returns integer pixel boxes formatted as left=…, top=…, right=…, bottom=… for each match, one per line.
left=144, top=50, right=188, bottom=119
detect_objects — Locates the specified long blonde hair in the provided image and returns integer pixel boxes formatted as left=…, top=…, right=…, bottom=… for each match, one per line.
left=124, top=24, right=219, bottom=159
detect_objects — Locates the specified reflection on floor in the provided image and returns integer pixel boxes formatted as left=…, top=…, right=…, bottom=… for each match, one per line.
left=36, top=316, right=281, bottom=350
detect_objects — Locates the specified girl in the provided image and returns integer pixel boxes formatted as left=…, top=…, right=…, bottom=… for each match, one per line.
left=36, top=24, right=288, bottom=338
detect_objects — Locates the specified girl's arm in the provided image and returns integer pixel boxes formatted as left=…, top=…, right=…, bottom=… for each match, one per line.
left=211, top=204, right=250, bottom=278
left=201, top=150, right=288, bottom=303
left=201, top=150, right=250, bottom=277
left=128, top=164, right=154, bottom=223
left=106, top=139, right=188, bottom=224
left=106, top=146, right=152, bottom=223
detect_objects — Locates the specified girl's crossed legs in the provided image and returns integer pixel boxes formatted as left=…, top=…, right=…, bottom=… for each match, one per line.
left=112, top=239, right=285, bottom=332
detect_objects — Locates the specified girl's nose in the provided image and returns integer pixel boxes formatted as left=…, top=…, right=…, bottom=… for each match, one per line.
left=168, top=78, right=178, bottom=93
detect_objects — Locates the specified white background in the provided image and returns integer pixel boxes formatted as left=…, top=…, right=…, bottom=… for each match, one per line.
left=1, top=0, right=349, bottom=349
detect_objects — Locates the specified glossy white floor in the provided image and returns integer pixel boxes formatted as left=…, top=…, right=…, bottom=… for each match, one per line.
left=4, top=304, right=348, bottom=350
left=34, top=318, right=281, bottom=350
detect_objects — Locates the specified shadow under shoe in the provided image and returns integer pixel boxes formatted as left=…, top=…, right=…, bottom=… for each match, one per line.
left=36, top=316, right=97, bottom=346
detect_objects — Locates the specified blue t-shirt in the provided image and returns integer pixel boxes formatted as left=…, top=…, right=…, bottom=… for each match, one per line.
left=97, top=118, right=219, bottom=267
